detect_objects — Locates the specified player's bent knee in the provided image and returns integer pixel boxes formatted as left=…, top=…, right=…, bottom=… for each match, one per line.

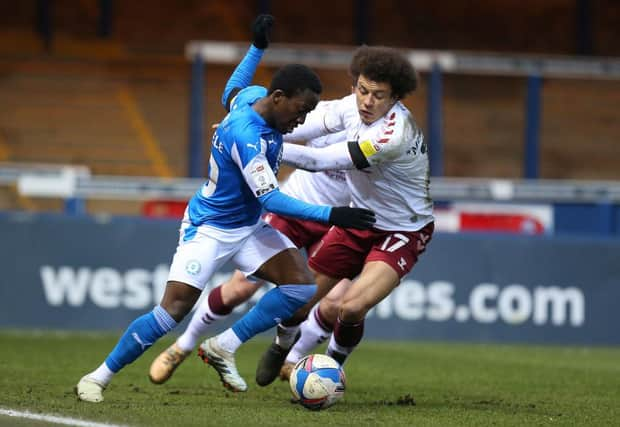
left=339, top=299, right=370, bottom=323
left=160, top=281, right=201, bottom=321
left=229, top=278, right=260, bottom=302
left=327, top=279, right=353, bottom=299
left=318, top=298, right=341, bottom=323
left=160, top=301, right=192, bottom=322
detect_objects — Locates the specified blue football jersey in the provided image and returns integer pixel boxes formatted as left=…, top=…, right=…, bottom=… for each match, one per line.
left=187, top=86, right=284, bottom=229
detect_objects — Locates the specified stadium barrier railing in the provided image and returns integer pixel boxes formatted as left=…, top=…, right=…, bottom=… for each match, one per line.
left=1, top=162, right=618, bottom=235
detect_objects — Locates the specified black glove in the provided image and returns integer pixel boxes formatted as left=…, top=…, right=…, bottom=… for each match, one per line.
left=252, top=14, right=274, bottom=49
left=328, top=207, right=376, bottom=230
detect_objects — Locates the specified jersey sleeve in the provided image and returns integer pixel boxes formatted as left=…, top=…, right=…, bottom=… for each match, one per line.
left=230, top=130, right=280, bottom=198
left=282, top=142, right=355, bottom=171
left=258, top=190, right=331, bottom=222
left=355, top=110, right=415, bottom=166
left=221, top=45, right=264, bottom=111
left=284, top=97, right=348, bottom=142
left=229, top=86, right=268, bottom=112
left=232, top=130, right=333, bottom=222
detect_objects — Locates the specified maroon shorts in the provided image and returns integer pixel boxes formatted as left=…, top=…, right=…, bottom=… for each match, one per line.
left=263, top=212, right=331, bottom=253
left=308, top=222, right=434, bottom=279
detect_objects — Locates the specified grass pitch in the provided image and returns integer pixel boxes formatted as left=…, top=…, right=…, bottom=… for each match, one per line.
left=0, top=331, right=618, bottom=426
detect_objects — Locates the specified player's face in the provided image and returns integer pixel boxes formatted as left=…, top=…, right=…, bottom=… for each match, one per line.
left=272, top=89, right=320, bottom=134
left=354, top=75, right=396, bottom=125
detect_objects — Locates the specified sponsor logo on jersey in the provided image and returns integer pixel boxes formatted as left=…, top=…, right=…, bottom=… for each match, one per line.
left=324, top=170, right=347, bottom=182
left=255, top=184, right=275, bottom=196
left=251, top=163, right=276, bottom=196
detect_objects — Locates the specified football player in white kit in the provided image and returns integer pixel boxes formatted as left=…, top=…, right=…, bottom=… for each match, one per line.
left=255, top=44, right=435, bottom=384
left=150, top=45, right=433, bottom=390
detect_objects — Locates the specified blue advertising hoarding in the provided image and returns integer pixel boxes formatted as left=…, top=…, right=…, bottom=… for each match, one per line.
left=0, top=213, right=618, bottom=346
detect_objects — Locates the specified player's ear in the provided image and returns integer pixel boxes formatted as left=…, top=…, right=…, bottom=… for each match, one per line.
left=388, top=84, right=399, bottom=103
left=350, top=77, right=358, bottom=93
left=270, top=89, right=286, bottom=105
left=390, top=93, right=399, bottom=106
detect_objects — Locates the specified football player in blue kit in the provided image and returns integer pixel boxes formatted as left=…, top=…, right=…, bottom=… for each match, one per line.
left=75, top=15, right=375, bottom=402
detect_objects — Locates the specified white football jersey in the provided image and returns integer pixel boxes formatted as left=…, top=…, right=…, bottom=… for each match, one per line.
left=288, top=94, right=434, bottom=231
left=281, top=130, right=350, bottom=206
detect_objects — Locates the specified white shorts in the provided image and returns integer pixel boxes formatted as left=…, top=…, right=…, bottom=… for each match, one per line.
left=167, top=215, right=296, bottom=290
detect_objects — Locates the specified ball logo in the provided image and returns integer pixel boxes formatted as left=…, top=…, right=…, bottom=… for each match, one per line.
left=185, top=260, right=202, bottom=276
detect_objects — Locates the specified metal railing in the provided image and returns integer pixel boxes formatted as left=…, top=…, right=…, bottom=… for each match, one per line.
left=3, top=163, right=620, bottom=204
left=185, top=42, right=620, bottom=79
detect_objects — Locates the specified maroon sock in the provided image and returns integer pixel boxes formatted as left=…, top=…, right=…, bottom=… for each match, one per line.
left=333, top=317, right=364, bottom=348
left=314, top=306, right=334, bottom=332
left=208, top=285, right=233, bottom=316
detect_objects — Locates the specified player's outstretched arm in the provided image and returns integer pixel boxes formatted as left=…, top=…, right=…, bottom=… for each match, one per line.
left=259, top=190, right=376, bottom=230
left=283, top=98, right=347, bottom=143
left=281, top=141, right=370, bottom=171
left=221, top=14, right=274, bottom=111
left=284, top=111, right=414, bottom=171
left=237, top=146, right=374, bottom=229
left=236, top=145, right=374, bottom=229
left=251, top=14, right=274, bottom=50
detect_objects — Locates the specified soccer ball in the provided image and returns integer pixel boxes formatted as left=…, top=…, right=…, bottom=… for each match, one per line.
left=289, top=354, right=346, bottom=410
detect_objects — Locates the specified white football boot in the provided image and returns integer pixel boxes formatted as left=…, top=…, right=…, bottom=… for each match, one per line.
left=75, top=375, right=106, bottom=403
left=198, top=337, right=247, bottom=392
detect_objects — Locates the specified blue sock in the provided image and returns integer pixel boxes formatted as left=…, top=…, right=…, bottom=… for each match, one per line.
left=232, top=284, right=317, bottom=342
left=105, top=305, right=177, bottom=372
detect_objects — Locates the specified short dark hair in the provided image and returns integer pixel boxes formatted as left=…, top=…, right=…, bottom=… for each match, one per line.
left=268, top=64, right=322, bottom=97
left=349, top=45, right=418, bottom=99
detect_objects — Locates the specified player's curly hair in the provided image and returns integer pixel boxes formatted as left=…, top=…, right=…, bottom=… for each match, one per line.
left=349, top=45, right=418, bottom=99
left=268, top=64, right=323, bottom=97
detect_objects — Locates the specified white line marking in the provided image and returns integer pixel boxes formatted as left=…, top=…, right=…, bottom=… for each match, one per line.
left=0, top=407, right=129, bottom=427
